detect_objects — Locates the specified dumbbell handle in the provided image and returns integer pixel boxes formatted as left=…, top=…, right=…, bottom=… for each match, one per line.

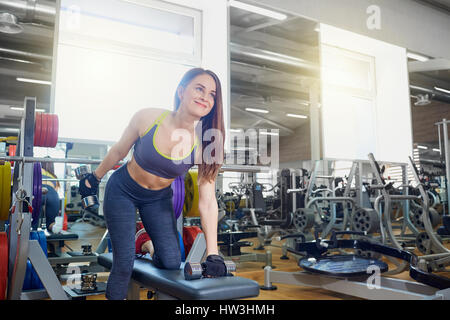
left=75, top=165, right=91, bottom=180
left=184, top=261, right=236, bottom=280
left=75, top=165, right=99, bottom=209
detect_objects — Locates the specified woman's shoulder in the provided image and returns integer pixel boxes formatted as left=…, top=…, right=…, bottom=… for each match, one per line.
left=133, top=108, right=171, bottom=136
left=135, top=108, right=170, bottom=122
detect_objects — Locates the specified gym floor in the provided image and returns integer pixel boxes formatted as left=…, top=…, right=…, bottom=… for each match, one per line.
left=60, top=220, right=450, bottom=300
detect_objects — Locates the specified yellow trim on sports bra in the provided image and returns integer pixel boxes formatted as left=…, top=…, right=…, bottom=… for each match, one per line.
left=153, top=112, right=198, bottom=161
left=140, top=110, right=170, bottom=138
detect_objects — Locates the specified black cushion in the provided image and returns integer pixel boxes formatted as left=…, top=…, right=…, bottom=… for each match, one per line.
left=44, top=230, right=79, bottom=241
left=98, top=253, right=260, bottom=300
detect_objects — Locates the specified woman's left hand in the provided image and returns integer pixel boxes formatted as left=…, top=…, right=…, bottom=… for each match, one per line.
left=201, top=254, right=227, bottom=278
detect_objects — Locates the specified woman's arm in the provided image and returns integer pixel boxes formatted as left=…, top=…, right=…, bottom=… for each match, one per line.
left=198, top=178, right=219, bottom=256
left=93, top=109, right=149, bottom=179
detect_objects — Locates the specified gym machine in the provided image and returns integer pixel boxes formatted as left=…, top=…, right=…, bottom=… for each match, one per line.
left=262, top=153, right=450, bottom=300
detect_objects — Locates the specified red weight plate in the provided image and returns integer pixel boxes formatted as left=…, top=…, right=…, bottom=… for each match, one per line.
left=183, top=226, right=203, bottom=258
left=41, top=113, right=49, bottom=147
left=51, top=114, right=59, bottom=148
left=0, top=232, right=8, bottom=300
left=34, top=112, right=42, bottom=146
left=47, top=114, right=54, bottom=148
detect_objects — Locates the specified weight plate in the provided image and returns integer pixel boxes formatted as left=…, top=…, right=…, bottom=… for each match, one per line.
left=415, top=232, right=443, bottom=255
left=0, top=165, right=4, bottom=221
left=23, top=260, right=33, bottom=291
left=50, top=114, right=59, bottom=148
left=29, top=231, right=40, bottom=289
left=34, top=112, right=42, bottom=146
left=47, top=114, right=54, bottom=148
left=0, top=232, right=8, bottom=300
left=1, top=162, right=11, bottom=221
left=32, top=163, right=39, bottom=224
left=183, top=172, right=194, bottom=216
left=178, top=230, right=185, bottom=262
left=177, top=176, right=182, bottom=219
left=293, top=208, right=315, bottom=232
left=179, top=175, right=185, bottom=218
left=410, top=206, right=440, bottom=230
left=35, top=163, right=42, bottom=222
left=41, top=113, right=49, bottom=147
left=351, top=208, right=380, bottom=234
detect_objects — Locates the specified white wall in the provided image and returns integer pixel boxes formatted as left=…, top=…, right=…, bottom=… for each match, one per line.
left=52, top=0, right=229, bottom=146
left=320, top=24, right=413, bottom=163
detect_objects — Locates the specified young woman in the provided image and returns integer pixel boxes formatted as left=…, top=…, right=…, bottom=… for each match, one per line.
left=40, top=160, right=62, bottom=233
left=79, top=68, right=226, bottom=300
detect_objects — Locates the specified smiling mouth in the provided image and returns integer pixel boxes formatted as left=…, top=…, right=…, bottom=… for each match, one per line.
left=195, top=101, right=207, bottom=108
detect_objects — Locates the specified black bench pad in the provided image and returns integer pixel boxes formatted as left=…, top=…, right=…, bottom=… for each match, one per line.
left=98, top=253, right=260, bottom=300
left=44, top=230, right=79, bottom=241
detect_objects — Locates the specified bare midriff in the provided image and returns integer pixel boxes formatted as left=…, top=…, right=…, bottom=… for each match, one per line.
left=126, top=155, right=175, bottom=191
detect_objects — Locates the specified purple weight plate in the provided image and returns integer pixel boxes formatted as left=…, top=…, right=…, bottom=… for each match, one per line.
left=32, top=163, right=39, bottom=222
left=35, top=163, right=42, bottom=220
left=179, top=175, right=185, bottom=216
left=176, top=176, right=183, bottom=219
left=171, top=179, right=178, bottom=219
left=174, top=177, right=180, bottom=220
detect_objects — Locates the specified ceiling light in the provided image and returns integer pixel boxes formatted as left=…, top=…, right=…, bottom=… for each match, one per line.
left=229, top=129, right=243, bottom=133
left=406, top=52, right=429, bottom=62
left=434, top=87, right=450, bottom=94
left=2, top=128, right=19, bottom=133
left=259, top=131, right=278, bottom=136
left=0, top=13, right=23, bottom=34
left=245, top=108, right=269, bottom=114
left=229, top=0, right=287, bottom=20
left=16, top=78, right=52, bottom=85
left=432, top=148, right=441, bottom=152
left=286, top=113, right=308, bottom=119
left=10, top=106, right=46, bottom=112
left=417, top=145, right=428, bottom=150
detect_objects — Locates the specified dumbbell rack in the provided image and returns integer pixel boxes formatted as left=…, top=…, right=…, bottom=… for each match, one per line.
left=7, top=98, right=68, bottom=300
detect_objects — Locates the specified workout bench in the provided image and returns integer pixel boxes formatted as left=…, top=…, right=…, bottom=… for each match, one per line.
left=97, top=233, right=260, bottom=300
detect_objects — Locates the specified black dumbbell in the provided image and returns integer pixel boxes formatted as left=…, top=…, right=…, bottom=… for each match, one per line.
left=184, top=260, right=236, bottom=280
left=75, top=165, right=99, bottom=209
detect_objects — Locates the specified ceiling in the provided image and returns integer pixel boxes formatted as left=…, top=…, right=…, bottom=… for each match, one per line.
left=414, top=0, right=450, bottom=14
left=0, top=0, right=449, bottom=142
left=0, top=0, right=55, bottom=137
left=229, top=6, right=319, bottom=137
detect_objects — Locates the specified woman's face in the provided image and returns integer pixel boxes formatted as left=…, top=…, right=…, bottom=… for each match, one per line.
left=178, top=73, right=217, bottom=118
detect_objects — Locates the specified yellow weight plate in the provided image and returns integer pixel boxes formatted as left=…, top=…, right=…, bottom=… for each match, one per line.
left=183, top=172, right=193, bottom=216
left=184, top=171, right=200, bottom=217
left=0, top=165, right=4, bottom=220
left=1, top=163, right=11, bottom=221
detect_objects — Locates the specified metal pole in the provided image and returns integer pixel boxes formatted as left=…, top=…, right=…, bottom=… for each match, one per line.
left=0, top=155, right=272, bottom=173
left=442, top=119, right=450, bottom=213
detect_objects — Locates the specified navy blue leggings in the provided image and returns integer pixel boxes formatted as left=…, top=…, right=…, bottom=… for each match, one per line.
left=44, top=185, right=60, bottom=230
left=32, top=185, right=60, bottom=230
left=103, top=164, right=181, bottom=300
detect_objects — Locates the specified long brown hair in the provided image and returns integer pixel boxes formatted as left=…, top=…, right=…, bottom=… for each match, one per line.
left=42, top=157, right=60, bottom=189
left=174, top=68, right=225, bottom=184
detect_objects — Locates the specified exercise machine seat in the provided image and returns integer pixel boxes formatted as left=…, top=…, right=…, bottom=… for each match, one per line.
left=98, top=253, right=260, bottom=300
left=44, top=230, right=79, bottom=241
